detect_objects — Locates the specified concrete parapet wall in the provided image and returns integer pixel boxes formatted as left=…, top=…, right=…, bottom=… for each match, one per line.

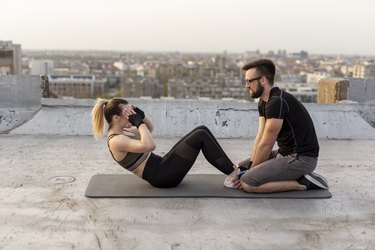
left=10, top=98, right=375, bottom=139
left=0, top=75, right=42, bottom=133
left=0, top=75, right=43, bottom=107
left=348, top=78, right=375, bottom=105
left=307, top=104, right=375, bottom=139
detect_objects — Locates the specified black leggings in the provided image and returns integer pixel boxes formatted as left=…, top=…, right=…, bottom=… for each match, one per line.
left=142, top=125, right=235, bottom=188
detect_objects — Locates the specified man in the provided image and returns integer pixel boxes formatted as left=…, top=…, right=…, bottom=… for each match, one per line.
left=225, top=59, right=328, bottom=193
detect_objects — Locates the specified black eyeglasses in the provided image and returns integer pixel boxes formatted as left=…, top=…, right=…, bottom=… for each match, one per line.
left=245, top=76, right=263, bottom=85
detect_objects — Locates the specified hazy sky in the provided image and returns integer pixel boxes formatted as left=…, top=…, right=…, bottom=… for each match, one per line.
left=1, top=0, right=374, bottom=55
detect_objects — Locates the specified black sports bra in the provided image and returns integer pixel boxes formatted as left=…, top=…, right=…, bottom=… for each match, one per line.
left=107, top=134, right=150, bottom=171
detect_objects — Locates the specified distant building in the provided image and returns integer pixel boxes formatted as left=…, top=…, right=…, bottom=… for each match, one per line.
left=280, top=74, right=305, bottom=83
left=31, top=60, right=54, bottom=75
left=277, top=82, right=317, bottom=103
left=167, top=78, right=247, bottom=100
left=243, top=50, right=260, bottom=59
left=121, top=76, right=162, bottom=98
left=352, top=61, right=375, bottom=78
left=49, top=75, right=105, bottom=98
left=289, top=50, right=308, bottom=60
left=306, top=72, right=331, bottom=84
left=0, top=40, right=22, bottom=75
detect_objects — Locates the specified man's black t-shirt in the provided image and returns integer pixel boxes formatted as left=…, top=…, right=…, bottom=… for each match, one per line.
left=258, top=87, right=319, bottom=157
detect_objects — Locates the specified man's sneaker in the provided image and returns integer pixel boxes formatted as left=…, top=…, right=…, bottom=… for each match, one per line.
left=298, top=172, right=329, bottom=190
left=224, top=169, right=241, bottom=188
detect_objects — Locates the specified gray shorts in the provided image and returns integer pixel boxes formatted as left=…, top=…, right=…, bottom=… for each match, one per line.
left=240, top=150, right=317, bottom=187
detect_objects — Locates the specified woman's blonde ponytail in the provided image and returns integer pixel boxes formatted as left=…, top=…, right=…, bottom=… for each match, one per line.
left=91, top=98, right=107, bottom=139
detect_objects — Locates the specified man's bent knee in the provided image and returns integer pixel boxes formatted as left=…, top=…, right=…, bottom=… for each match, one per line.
left=240, top=174, right=261, bottom=187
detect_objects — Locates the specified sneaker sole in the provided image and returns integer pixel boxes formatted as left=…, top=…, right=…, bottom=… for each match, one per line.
left=224, top=178, right=239, bottom=189
left=311, top=172, right=328, bottom=183
left=223, top=183, right=238, bottom=188
left=223, top=181, right=239, bottom=188
left=305, top=173, right=329, bottom=189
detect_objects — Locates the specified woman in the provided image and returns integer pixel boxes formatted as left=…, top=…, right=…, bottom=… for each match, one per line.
left=91, top=98, right=239, bottom=188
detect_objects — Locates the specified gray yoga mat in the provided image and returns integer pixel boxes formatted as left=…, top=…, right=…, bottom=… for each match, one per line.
left=85, top=174, right=332, bottom=199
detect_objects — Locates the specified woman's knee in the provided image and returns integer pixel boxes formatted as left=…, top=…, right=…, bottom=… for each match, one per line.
left=190, top=126, right=211, bottom=139
left=194, top=125, right=209, bottom=132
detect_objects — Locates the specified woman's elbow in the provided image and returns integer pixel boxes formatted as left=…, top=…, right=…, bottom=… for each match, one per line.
left=147, top=143, right=156, bottom=151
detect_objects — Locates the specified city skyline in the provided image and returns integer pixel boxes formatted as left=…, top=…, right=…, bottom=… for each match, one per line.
left=1, top=0, right=375, bottom=55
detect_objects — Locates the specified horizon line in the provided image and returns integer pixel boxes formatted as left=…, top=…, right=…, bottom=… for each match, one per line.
left=21, top=48, right=375, bottom=57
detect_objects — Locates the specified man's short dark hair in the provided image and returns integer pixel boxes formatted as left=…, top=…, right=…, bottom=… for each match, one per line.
left=242, top=59, right=276, bottom=84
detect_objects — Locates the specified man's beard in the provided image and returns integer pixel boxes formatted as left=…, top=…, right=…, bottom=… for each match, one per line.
left=250, top=82, right=264, bottom=98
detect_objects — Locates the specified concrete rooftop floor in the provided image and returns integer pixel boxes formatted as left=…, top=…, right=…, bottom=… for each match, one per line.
left=0, top=135, right=374, bottom=250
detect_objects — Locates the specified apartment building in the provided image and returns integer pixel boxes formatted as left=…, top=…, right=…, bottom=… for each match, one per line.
left=352, top=61, right=375, bottom=78
left=49, top=75, right=105, bottom=98
left=0, top=40, right=22, bottom=75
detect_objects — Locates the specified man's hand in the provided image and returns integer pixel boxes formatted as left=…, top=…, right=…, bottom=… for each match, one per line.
left=231, top=176, right=242, bottom=189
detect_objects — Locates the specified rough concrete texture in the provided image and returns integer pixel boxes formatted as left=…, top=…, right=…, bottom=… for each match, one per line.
left=0, top=135, right=374, bottom=250
left=0, top=75, right=43, bottom=108
left=0, top=107, right=40, bottom=133
left=8, top=98, right=375, bottom=140
left=348, top=78, right=375, bottom=105
left=317, top=78, right=349, bottom=104
left=0, top=75, right=43, bottom=133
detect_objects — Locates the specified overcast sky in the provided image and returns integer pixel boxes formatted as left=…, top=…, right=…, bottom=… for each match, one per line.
left=1, top=0, right=374, bottom=55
